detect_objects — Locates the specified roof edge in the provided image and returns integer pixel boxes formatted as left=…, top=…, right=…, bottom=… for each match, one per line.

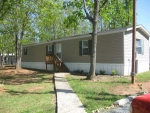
left=23, top=25, right=150, bottom=47
left=127, top=25, right=150, bottom=37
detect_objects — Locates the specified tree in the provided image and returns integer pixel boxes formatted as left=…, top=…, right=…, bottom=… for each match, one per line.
left=64, top=0, right=108, bottom=79
left=83, top=0, right=108, bottom=79
left=0, top=19, right=15, bottom=66
left=0, top=0, right=19, bottom=19
left=0, top=0, right=39, bottom=69
left=99, top=0, right=133, bottom=30
left=63, top=0, right=133, bottom=79
left=35, top=0, right=92, bottom=42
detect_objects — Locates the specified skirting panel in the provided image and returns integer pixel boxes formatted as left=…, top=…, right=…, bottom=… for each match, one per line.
left=21, top=62, right=53, bottom=71
left=65, top=63, right=124, bottom=75
left=138, top=62, right=149, bottom=73
left=124, top=60, right=149, bottom=75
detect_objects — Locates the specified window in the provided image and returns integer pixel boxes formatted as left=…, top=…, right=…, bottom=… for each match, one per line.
left=24, top=48, right=27, bottom=55
left=79, top=40, right=92, bottom=56
left=136, top=39, right=144, bottom=55
left=82, top=41, right=89, bottom=55
left=56, top=44, right=62, bottom=59
left=48, top=45, right=52, bottom=52
left=46, top=45, right=54, bottom=55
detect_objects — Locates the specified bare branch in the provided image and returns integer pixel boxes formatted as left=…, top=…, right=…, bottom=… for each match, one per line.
left=83, top=0, right=93, bottom=22
left=100, top=0, right=108, bottom=8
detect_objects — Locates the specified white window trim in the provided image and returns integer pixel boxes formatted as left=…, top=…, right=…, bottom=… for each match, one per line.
left=136, top=39, right=144, bottom=55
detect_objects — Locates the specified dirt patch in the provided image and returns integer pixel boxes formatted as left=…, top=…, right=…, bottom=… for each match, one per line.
left=92, top=75, right=150, bottom=95
left=0, top=68, right=37, bottom=76
left=112, top=82, right=150, bottom=95
left=7, top=78, right=30, bottom=85
left=27, top=86, right=45, bottom=92
left=0, top=68, right=40, bottom=85
left=0, top=86, right=6, bottom=94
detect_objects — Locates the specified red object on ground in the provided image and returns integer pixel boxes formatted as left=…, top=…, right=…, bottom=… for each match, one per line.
left=131, top=93, right=150, bottom=113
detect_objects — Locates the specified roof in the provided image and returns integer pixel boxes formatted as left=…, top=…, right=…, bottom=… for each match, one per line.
left=23, top=25, right=150, bottom=47
left=127, top=25, right=150, bottom=37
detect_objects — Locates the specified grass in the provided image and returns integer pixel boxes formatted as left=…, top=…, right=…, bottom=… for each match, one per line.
left=136, top=70, right=150, bottom=82
left=66, top=70, right=150, bottom=113
left=0, top=72, right=55, bottom=113
left=1, top=68, right=149, bottom=113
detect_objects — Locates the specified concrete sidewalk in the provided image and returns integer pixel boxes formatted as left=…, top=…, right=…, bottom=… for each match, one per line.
left=54, top=73, right=87, bottom=113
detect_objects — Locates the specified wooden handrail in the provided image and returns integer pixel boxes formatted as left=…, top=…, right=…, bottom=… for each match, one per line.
left=46, top=54, right=54, bottom=64
left=53, top=54, right=62, bottom=68
left=46, top=54, right=69, bottom=72
left=46, top=54, right=62, bottom=63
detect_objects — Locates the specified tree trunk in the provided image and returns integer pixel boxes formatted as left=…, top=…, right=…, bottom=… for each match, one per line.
left=87, top=0, right=100, bottom=80
left=18, top=43, right=22, bottom=68
left=7, top=50, right=9, bottom=65
left=15, top=32, right=19, bottom=69
left=1, top=53, right=4, bottom=67
left=0, top=52, right=1, bottom=66
left=11, top=53, right=13, bottom=65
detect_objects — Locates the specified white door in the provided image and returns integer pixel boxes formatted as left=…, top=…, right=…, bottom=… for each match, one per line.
left=56, top=44, right=62, bottom=59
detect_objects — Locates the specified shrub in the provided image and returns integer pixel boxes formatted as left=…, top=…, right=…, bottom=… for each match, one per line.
left=73, top=70, right=84, bottom=75
left=73, top=70, right=80, bottom=73
left=112, top=70, right=117, bottom=75
left=80, top=70, right=84, bottom=74
left=100, top=70, right=105, bottom=75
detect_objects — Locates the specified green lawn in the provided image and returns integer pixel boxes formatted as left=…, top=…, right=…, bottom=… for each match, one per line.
left=66, top=70, right=150, bottom=113
left=0, top=71, right=55, bottom=113
left=136, top=70, right=150, bottom=82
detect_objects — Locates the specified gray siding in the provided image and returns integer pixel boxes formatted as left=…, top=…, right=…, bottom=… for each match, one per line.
left=61, top=37, right=91, bottom=63
left=61, top=32, right=124, bottom=63
left=22, top=44, right=47, bottom=62
left=97, top=32, right=124, bottom=63
left=22, top=32, right=124, bottom=64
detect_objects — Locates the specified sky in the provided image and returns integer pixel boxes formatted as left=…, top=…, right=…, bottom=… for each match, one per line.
left=137, top=0, right=150, bottom=32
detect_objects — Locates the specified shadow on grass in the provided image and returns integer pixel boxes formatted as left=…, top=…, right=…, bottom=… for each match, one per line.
left=56, top=89, right=74, bottom=93
left=86, top=92, right=127, bottom=101
left=82, top=92, right=128, bottom=109
left=5, top=89, right=55, bottom=95
left=67, top=77, right=129, bottom=84
left=0, top=71, right=54, bottom=85
left=101, top=81, right=129, bottom=84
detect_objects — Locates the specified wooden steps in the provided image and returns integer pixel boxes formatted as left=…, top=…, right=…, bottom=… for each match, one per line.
left=46, top=54, right=69, bottom=72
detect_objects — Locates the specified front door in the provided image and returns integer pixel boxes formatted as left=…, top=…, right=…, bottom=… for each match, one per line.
left=56, top=44, right=62, bottom=59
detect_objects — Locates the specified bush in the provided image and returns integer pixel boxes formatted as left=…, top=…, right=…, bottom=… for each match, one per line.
left=80, top=70, right=84, bottom=74
left=73, top=70, right=84, bottom=75
left=100, top=70, right=105, bottom=75
left=112, top=70, right=117, bottom=75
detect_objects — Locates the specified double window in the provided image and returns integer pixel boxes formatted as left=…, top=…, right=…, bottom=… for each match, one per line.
left=79, top=40, right=92, bottom=56
left=136, top=39, right=144, bottom=55
left=23, top=48, right=27, bottom=55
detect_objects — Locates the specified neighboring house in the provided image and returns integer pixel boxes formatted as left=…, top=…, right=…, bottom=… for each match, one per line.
left=0, top=54, right=15, bottom=65
left=21, top=25, right=150, bottom=75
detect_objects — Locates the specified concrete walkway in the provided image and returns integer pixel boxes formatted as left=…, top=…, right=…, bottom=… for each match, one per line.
left=54, top=73, right=87, bottom=113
